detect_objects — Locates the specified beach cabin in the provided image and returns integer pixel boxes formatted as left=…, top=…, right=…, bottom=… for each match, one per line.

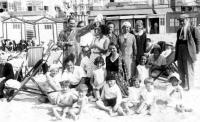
left=34, top=17, right=64, bottom=45
left=2, top=17, right=35, bottom=44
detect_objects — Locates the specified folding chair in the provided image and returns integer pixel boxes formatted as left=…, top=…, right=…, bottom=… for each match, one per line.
left=7, top=43, right=55, bottom=102
left=153, top=50, right=178, bottom=81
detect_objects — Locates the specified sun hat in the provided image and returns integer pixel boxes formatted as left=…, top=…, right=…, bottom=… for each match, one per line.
left=49, top=64, right=60, bottom=71
left=77, top=84, right=88, bottom=92
left=122, top=21, right=131, bottom=28
left=168, top=72, right=182, bottom=84
left=144, top=77, right=154, bottom=84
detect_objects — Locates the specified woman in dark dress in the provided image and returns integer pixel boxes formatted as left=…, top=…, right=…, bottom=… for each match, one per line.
left=106, top=42, right=129, bottom=97
left=132, top=20, right=147, bottom=65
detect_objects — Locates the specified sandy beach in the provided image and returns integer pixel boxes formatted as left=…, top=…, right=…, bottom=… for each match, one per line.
left=1, top=54, right=200, bottom=122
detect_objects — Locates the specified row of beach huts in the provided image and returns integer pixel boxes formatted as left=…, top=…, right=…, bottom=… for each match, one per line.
left=0, top=16, right=65, bottom=45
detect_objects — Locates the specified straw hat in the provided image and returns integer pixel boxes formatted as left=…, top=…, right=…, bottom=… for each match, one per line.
left=178, top=14, right=189, bottom=20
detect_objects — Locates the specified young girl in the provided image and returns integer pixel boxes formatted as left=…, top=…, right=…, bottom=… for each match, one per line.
left=136, top=55, right=149, bottom=86
left=166, top=73, right=192, bottom=112
left=96, top=75, right=125, bottom=116
left=136, top=78, right=156, bottom=115
left=90, top=56, right=106, bottom=100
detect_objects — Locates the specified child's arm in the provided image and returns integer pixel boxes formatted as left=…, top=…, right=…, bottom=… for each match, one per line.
left=90, top=74, right=95, bottom=89
left=77, top=98, right=87, bottom=116
left=113, top=86, right=122, bottom=111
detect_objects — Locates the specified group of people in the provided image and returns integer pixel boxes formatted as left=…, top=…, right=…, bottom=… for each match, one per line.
left=0, top=13, right=199, bottom=120
left=39, top=14, right=199, bottom=120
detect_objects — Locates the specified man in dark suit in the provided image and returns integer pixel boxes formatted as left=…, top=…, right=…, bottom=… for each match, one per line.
left=175, top=14, right=200, bottom=90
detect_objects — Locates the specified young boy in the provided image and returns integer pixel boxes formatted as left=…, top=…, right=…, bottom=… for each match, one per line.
left=65, top=84, right=89, bottom=120
left=52, top=80, right=78, bottom=120
left=96, top=75, right=125, bottom=116
left=166, top=72, right=192, bottom=113
left=122, top=78, right=143, bottom=114
left=136, top=77, right=156, bottom=115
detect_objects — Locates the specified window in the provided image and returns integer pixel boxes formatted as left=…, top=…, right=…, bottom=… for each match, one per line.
left=175, top=19, right=179, bottom=26
left=160, top=18, right=165, bottom=25
left=13, top=23, right=21, bottom=29
left=170, top=19, right=174, bottom=27
left=190, top=17, right=197, bottom=26
left=44, top=24, right=52, bottom=30
left=110, top=0, right=115, bottom=2
left=159, top=0, right=164, bottom=4
left=27, top=6, right=32, bottom=11
left=44, top=6, right=48, bottom=11
left=2, top=2, right=7, bottom=9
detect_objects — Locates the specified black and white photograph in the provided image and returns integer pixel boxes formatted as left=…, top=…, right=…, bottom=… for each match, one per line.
left=1, top=0, right=200, bottom=122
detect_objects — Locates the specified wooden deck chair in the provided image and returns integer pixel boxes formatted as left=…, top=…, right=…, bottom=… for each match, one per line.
left=7, top=43, right=55, bottom=102
left=153, top=50, right=178, bottom=81
left=27, top=47, right=44, bottom=67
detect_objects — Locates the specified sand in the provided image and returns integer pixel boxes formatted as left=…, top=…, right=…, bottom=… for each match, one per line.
left=1, top=54, right=200, bottom=122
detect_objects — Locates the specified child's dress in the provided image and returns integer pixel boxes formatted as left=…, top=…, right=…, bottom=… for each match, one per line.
left=167, top=85, right=183, bottom=107
left=136, top=65, right=149, bottom=85
left=92, top=68, right=105, bottom=88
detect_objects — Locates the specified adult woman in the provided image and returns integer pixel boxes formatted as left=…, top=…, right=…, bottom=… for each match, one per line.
left=119, top=22, right=137, bottom=80
left=106, top=42, right=129, bottom=97
left=90, top=25, right=110, bottom=69
left=147, top=44, right=166, bottom=78
left=132, top=20, right=147, bottom=65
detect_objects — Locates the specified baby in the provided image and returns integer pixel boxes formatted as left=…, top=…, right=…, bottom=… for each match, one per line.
left=122, top=78, right=143, bottom=114
left=166, top=73, right=192, bottom=113
left=136, top=78, right=156, bottom=115
left=64, top=84, right=89, bottom=120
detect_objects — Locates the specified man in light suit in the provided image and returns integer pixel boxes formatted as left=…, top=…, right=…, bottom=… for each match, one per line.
left=175, top=14, right=200, bottom=90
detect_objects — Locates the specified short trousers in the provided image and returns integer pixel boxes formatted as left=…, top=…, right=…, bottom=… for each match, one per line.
left=103, top=98, right=117, bottom=107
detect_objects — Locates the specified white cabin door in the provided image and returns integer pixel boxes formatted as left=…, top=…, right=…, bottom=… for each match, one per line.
left=39, top=24, right=54, bottom=44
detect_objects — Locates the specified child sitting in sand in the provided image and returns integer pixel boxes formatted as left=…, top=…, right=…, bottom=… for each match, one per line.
left=166, top=73, right=192, bottom=113
left=96, top=75, right=125, bottom=116
left=52, top=80, right=78, bottom=120
left=90, top=56, right=106, bottom=100
left=65, top=84, right=89, bottom=120
left=136, top=78, right=156, bottom=115
left=122, top=78, right=143, bottom=114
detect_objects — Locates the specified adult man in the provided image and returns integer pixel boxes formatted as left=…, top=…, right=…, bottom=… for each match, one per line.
left=107, top=22, right=119, bottom=47
left=57, top=18, right=94, bottom=65
left=175, top=14, right=200, bottom=90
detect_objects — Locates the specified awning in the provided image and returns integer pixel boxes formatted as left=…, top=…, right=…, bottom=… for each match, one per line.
left=90, top=8, right=153, bottom=17
left=154, top=8, right=173, bottom=14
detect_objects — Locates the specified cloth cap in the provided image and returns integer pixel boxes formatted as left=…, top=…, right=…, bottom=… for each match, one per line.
left=168, top=72, right=182, bottom=84
left=165, top=41, right=174, bottom=46
left=178, top=14, right=189, bottom=20
left=122, top=21, right=131, bottom=28
left=135, top=20, right=143, bottom=29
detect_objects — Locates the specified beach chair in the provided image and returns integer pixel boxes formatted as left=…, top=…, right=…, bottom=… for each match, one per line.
left=6, top=43, right=55, bottom=102
left=153, top=50, right=178, bottom=81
